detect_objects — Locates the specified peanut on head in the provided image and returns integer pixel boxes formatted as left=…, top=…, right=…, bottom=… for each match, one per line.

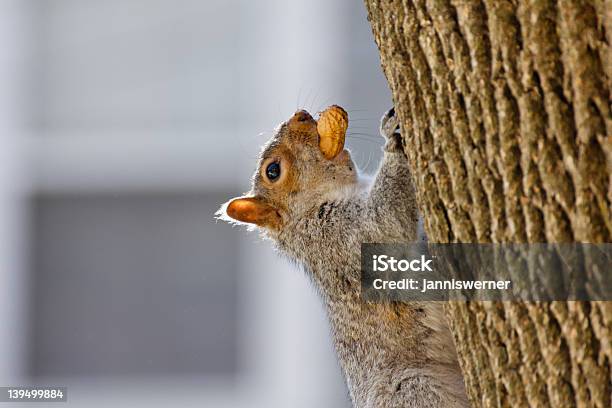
left=317, top=105, right=348, bottom=160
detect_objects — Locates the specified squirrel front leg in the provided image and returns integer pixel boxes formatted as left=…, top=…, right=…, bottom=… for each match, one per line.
left=365, top=108, right=419, bottom=242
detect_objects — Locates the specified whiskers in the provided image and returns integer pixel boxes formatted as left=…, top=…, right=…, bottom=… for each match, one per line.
left=346, top=133, right=381, bottom=144
left=293, top=87, right=386, bottom=173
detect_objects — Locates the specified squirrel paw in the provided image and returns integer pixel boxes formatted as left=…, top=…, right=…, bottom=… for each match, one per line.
left=380, top=107, right=404, bottom=153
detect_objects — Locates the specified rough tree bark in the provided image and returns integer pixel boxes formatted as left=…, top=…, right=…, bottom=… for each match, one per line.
left=364, top=1, right=611, bottom=407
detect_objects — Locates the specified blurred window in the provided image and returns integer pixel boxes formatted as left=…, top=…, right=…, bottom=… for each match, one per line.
left=29, top=193, right=239, bottom=377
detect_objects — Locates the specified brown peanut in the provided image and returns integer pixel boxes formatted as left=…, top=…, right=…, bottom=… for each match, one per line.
left=317, top=105, right=348, bottom=160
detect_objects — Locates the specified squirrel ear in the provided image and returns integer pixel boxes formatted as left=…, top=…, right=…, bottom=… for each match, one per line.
left=224, top=197, right=281, bottom=228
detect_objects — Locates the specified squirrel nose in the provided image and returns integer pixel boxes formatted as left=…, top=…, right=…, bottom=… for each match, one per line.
left=292, top=110, right=313, bottom=122
left=286, top=109, right=318, bottom=141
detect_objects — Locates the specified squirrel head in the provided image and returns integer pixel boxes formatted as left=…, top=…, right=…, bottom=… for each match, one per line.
left=219, top=106, right=357, bottom=232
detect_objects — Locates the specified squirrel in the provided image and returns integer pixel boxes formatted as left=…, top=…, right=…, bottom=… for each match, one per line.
left=218, top=106, right=469, bottom=408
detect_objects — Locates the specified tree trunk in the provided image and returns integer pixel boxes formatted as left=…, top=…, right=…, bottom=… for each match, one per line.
left=364, top=0, right=611, bottom=406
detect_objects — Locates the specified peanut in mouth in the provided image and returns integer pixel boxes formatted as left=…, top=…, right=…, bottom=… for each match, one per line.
left=317, top=105, right=348, bottom=160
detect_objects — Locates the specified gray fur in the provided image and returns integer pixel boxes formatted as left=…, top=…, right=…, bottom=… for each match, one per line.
left=221, top=109, right=469, bottom=407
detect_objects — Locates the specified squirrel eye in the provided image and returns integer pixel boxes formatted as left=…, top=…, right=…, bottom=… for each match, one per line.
left=265, top=161, right=281, bottom=181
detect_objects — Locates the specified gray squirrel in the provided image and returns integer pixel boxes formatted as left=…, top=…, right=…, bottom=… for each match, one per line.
left=218, top=106, right=469, bottom=407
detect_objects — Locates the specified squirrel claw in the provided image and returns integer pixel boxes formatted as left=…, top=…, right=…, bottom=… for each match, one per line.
left=380, top=107, right=404, bottom=153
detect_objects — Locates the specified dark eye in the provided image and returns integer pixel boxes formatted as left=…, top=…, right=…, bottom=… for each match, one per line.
left=266, top=161, right=281, bottom=181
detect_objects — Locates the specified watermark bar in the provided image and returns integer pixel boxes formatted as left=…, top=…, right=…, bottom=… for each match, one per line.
left=361, top=243, right=612, bottom=301
left=0, top=387, right=67, bottom=403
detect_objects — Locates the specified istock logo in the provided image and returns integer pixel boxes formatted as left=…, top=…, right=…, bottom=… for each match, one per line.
left=372, top=255, right=433, bottom=272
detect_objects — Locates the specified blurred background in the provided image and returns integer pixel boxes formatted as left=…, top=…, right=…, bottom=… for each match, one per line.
left=1, top=0, right=391, bottom=406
